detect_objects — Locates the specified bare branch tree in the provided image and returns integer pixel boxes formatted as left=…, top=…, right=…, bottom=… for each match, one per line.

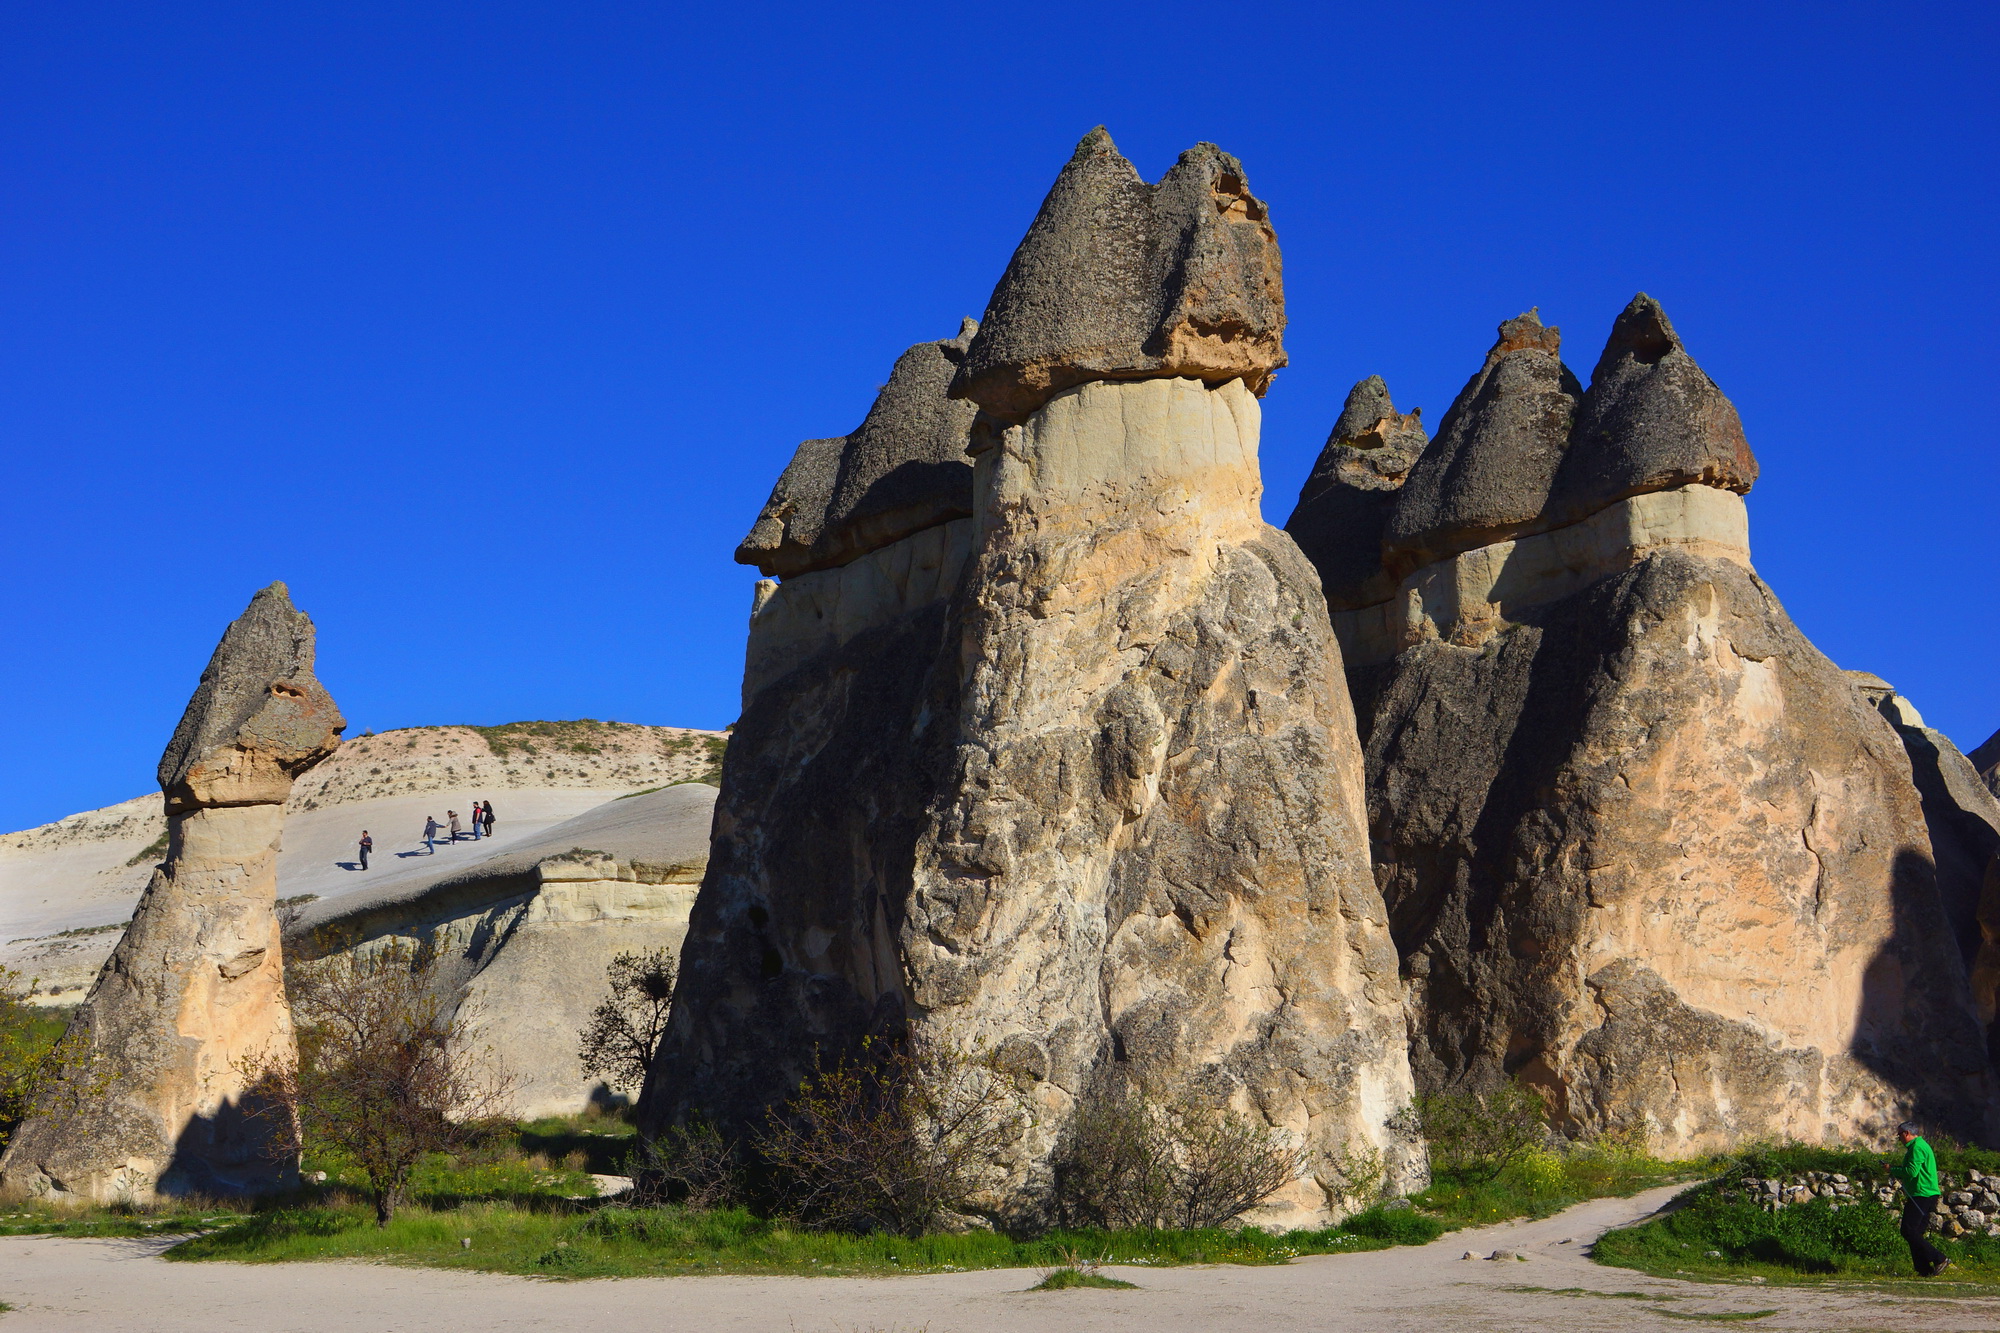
left=576, top=948, right=676, bottom=1095
left=247, top=941, right=513, bottom=1226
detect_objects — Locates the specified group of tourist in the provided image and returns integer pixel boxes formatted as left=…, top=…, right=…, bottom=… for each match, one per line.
left=351, top=800, right=498, bottom=868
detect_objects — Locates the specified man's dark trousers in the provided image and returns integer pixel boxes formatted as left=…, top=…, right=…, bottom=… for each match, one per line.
left=1902, top=1195, right=1948, bottom=1274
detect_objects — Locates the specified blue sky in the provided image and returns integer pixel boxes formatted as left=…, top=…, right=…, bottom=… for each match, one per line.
left=1, top=1, right=1993, bottom=832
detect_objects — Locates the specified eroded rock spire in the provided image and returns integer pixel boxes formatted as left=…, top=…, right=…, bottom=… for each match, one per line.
left=737, top=319, right=980, bottom=578
left=1, top=583, right=342, bottom=1203
left=949, top=127, right=1287, bottom=421
left=1285, top=376, right=1430, bottom=610
left=1383, top=309, right=1581, bottom=578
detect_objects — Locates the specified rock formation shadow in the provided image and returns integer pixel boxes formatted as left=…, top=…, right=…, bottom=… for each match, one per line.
left=1852, top=846, right=1996, bottom=1144
left=159, top=1085, right=296, bottom=1199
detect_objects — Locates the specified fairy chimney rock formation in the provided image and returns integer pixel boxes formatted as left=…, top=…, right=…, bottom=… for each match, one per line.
left=0, top=583, right=343, bottom=1203
left=648, top=130, right=1423, bottom=1226
left=949, top=127, right=1286, bottom=422
left=1284, top=376, right=1429, bottom=611
left=1286, top=299, right=1998, bottom=1152
left=737, top=319, right=981, bottom=579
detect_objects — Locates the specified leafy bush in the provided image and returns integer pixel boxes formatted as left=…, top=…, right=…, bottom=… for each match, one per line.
left=1389, top=1081, right=1548, bottom=1182
left=755, top=1034, right=1016, bottom=1236
left=0, top=967, right=85, bottom=1153
left=1053, top=1089, right=1307, bottom=1230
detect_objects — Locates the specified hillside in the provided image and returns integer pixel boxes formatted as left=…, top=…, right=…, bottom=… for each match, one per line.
left=0, top=719, right=725, bottom=1002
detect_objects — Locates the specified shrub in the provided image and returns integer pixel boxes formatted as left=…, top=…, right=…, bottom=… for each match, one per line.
left=1389, top=1081, right=1548, bottom=1182
left=755, top=1034, right=1016, bottom=1236
left=577, top=948, right=676, bottom=1095
left=627, top=1118, right=741, bottom=1210
left=1053, top=1089, right=1308, bottom=1230
left=0, top=967, right=86, bottom=1153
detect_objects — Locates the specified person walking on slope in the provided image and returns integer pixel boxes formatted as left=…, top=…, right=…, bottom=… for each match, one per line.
left=1892, top=1121, right=1952, bottom=1276
left=448, top=810, right=462, bottom=842
left=468, top=801, right=481, bottom=839
left=357, top=830, right=372, bottom=870
left=481, top=800, right=495, bottom=838
left=423, top=815, right=442, bottom=855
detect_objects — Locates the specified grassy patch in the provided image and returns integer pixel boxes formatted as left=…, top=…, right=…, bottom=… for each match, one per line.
left=1411, top=1142, right=1699, bottom=1228
left=1593, top=1143, right=2000, bottom=1284
left=124, top=832, right=169, bottom=867
left=1033, top=1267, right=1137, bottom=1290
left=168, top=1204, right=1402, bottom=1277
left=1655, top=1311, right=1778, bottom=1324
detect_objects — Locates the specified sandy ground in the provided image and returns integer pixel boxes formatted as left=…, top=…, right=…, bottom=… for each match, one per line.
left=4, top=1186, right=1998, bottom=1332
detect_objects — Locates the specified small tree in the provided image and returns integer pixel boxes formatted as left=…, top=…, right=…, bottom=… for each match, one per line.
left=1053, top=1088, right=1307, bottom=1229
left=0, top=967, right=83, bottom=1154
left=756, top=1033, right=1016, bottom=1236
left=253, top=941, right=512, bottom=1226
left=1388, top=1081, right=1548, bottom=1183
left=576, top=948, right=676, bottom=1095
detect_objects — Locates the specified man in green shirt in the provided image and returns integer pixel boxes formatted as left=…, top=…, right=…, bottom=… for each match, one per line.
left=1892, top=1121, right=1951, bottom=1276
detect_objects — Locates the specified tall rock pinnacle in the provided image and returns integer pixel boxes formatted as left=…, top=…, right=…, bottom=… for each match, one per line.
left=737, top=320, right=981, bottom=578
left=648, top=134, right=1421, bottom=1226
left=949, top=127, right=1287, bottom=422
left=1548, top=293, right=1758, bottom=527
left=1383, top=309, right=1581, bottom=578
left=1285, top=376, right=1430, bottom=611
left=1, top=583, right=343, bottom=1202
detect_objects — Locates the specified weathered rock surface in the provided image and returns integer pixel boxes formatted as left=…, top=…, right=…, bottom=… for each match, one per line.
left=1, top=583, right=343, bottom=1202
left=1844, top=676, right=2000, bottom=1048
left=289, top=783, right=718, bottom=1119
left=649, top=136, right=1420, bottom=1227
left=949, top=128, right=1286, bottom=422
left=1547, top=293, right=1757, bottom=528
left=1357, top=552, right=1996, bottom=1150
left=737, top=321, right=979, bottom=578
left=1971, top=728, right=2000, bottom=802
left=1291, top=300, right=1999, bottom=1152
left=1382, top=310, right=1580, bottom=578
left=1284, top=376, right=1429, bottom=610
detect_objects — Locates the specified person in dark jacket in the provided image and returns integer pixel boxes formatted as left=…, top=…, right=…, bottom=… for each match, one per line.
left=423, top=815, right=442, bottom=855
left=357, top=830, right=372, bottom=870
left=481, top=801, right=495, bottom=838
left=1892, top=1121, right=1951, bottom=1276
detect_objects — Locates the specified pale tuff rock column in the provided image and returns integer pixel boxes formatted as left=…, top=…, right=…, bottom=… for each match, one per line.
left=0, top=583, right=343, bottom=1202
left=916, top=128, right=1421, bottom=1222
left=647, top=130, right=1422, bottom=1225
left=1288, top=297, right=1998, bottom=1152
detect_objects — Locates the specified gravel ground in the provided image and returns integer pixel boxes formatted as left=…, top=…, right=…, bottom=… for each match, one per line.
left=4, top=1185, right=1998, bottom=1332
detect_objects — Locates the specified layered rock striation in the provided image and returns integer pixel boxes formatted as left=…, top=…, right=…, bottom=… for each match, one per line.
left=1287, top=300, right=1997, bottom=1152
left=647, top=129, right=1423, bottom=1224
left=1, top=584, right=343, bottom=1202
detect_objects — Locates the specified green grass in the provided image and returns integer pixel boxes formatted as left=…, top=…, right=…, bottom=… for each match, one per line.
left=1593, top=1142, right=2000, bottom=1285
left=167, top=1204, right=1402, bottom=1277
left=1033, top=1267, right=1138, bottom=1289
left=1411, top=1142, right=1700, bottom=1228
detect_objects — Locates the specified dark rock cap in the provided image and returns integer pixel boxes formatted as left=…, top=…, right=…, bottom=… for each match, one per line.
left=1547, top=294, right=1757, bottom=527
left=1383, top=310, right=1581, bottom=577
left=738, top=320, right=980, bottom=579
left=1285, top=376, right=1430, bottom=610
left=950, top=127, right=1286, bottom=422
left=158, top=582, right=344, bottom=811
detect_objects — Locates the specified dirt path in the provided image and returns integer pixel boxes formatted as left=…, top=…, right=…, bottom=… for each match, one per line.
left=5, top=1186, right=1999, bottom=1332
